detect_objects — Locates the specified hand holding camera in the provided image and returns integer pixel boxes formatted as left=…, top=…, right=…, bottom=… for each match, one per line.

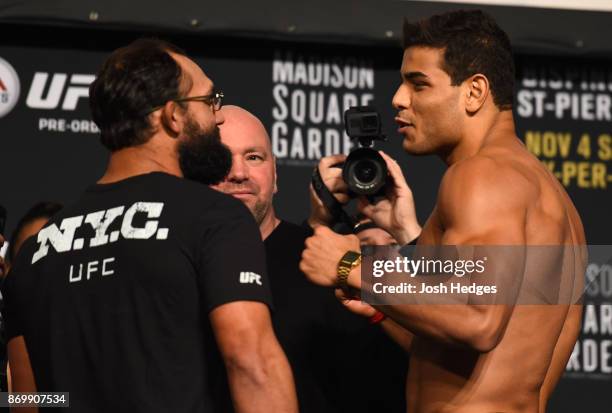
left=310, top=106, right=421, bottom=244
left=308, top=154, right=350, bottom=228
left=309, top=106, right=388, bottom=229
left=356, top=151, right=421, bottom=245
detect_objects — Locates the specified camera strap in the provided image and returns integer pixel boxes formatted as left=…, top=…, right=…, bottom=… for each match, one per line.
left=311, top=167, right=355, bottom=228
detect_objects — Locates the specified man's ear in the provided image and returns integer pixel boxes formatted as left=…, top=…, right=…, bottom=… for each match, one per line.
left=160, top=101, right=186, bottom=137
left=464, top=74, right=490, bottom=114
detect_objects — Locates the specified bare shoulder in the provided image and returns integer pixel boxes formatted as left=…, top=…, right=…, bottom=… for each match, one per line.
left=436, top=152, right=540, bottom=244
left=439, top=153, right=536, bottom=214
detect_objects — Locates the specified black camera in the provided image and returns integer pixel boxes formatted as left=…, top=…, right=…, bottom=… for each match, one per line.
left=343, top=107, right=387, bottom=196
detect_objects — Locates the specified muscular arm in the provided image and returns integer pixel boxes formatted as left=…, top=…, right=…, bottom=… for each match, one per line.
left=7, top=336, right=38, bottom=413
left=210, top=301, right=298, bottom=413
left=539, top=303, right=582, bottom=411
left=357, top=159, right=529, bottom=352
left=379, top=318, right=414, bottom=352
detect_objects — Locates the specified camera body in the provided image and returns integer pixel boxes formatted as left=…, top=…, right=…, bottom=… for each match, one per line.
left=343, top=106, right=387, bottom=196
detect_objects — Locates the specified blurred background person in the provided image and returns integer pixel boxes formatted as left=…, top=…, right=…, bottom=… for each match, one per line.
left=6, top=201, right=63, bottom=270
left=1, top=201, right=63, bottom=395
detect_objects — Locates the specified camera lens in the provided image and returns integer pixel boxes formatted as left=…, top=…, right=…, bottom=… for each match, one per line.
left=342, top=148, right=388, bottom=196
left=354, top=160, right=377, bottom=184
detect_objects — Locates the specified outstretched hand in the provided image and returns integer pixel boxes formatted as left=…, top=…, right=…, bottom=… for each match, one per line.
left=335, top=288, right=377, bottom=318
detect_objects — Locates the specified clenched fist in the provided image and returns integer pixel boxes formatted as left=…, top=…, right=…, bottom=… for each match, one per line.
left=299, top=226, right=361, bottom=288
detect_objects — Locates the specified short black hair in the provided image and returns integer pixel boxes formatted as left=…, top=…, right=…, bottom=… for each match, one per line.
left=403, top=9, right=515, bottom=110
left=89, top=38, right=190, bottom=151
left=8, top=201, right=63, bottom=263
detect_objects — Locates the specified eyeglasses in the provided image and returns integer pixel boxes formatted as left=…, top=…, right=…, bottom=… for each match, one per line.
left=175, top=91, right=224, bottom=112
left=148, top=91, right=224, bottom=114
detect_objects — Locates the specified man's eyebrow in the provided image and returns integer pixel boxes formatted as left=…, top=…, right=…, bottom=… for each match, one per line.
left=243, top=146, right=268, bottom=154
left=402, top=71, right=429, bottom=81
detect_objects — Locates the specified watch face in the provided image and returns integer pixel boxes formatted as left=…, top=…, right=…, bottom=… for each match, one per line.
left=342, top=251, right=361, bottom=264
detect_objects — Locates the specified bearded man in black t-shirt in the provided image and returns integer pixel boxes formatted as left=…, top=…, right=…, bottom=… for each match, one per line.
left=211, top=105, right=407, bottom=413
left=2, top=39, right=297, bottom=413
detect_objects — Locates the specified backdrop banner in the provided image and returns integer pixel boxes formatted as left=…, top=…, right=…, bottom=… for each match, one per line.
left=0, top=28, right=610, bottom=412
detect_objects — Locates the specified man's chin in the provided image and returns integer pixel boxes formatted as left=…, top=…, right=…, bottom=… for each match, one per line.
left=402, top=138, right=432, bottom=156
left=228, top=193, right=257, bottom=210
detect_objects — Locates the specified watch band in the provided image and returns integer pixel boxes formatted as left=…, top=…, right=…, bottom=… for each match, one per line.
left=337, top=250, right=361, bottom=289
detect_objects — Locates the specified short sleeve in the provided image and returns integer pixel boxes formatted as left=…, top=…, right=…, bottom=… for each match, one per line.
left=196, top=201, right=273, bottom=314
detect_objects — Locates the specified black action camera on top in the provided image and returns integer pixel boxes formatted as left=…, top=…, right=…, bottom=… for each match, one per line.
left=342, top=106, right=387, bottom=196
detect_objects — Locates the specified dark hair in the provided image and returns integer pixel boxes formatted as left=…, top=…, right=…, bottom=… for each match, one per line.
left=403, top=9, right=515, bottom=110
left=89, top=38, right=190, bottom=151
left=8, top=201, right=63, bottom=263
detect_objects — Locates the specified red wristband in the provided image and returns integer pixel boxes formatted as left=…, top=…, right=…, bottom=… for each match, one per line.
left=369, top=311, right=386, bottom=324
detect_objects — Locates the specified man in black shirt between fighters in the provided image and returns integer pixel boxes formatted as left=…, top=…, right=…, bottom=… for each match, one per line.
left=211, top=105, right=407, bottom=413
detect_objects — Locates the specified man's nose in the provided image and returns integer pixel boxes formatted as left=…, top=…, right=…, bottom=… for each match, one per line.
left=228, top=157, right=249, bottom=182
left=392, top=85, right=411, bottom=110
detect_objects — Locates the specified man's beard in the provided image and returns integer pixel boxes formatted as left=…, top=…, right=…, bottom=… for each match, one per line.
left=252, top=199, right=269, bottom=225
left=178, top=117, right=232, bottom=185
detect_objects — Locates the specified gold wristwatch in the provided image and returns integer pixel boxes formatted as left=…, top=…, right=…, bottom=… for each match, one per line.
left=337, top=250, right=361, bottom=289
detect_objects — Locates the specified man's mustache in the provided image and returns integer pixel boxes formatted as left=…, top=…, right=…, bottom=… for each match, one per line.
left=219, top=182, right=259, bottom=194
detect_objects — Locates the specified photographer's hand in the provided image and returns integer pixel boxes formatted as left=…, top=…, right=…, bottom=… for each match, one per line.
left=357, top=151, right=421, bottom=245
left=308, top=154, right=350, bottom=228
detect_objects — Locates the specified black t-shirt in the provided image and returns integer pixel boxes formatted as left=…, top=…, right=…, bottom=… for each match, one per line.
left=266, top=221, right=407, bottom=413
left=2, top=172, right=271, bottom=413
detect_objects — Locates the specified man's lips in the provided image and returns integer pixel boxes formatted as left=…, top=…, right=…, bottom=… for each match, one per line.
left=395, top=117, right=414, bottom=133
left=227, top=191, right=255, bottom=197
